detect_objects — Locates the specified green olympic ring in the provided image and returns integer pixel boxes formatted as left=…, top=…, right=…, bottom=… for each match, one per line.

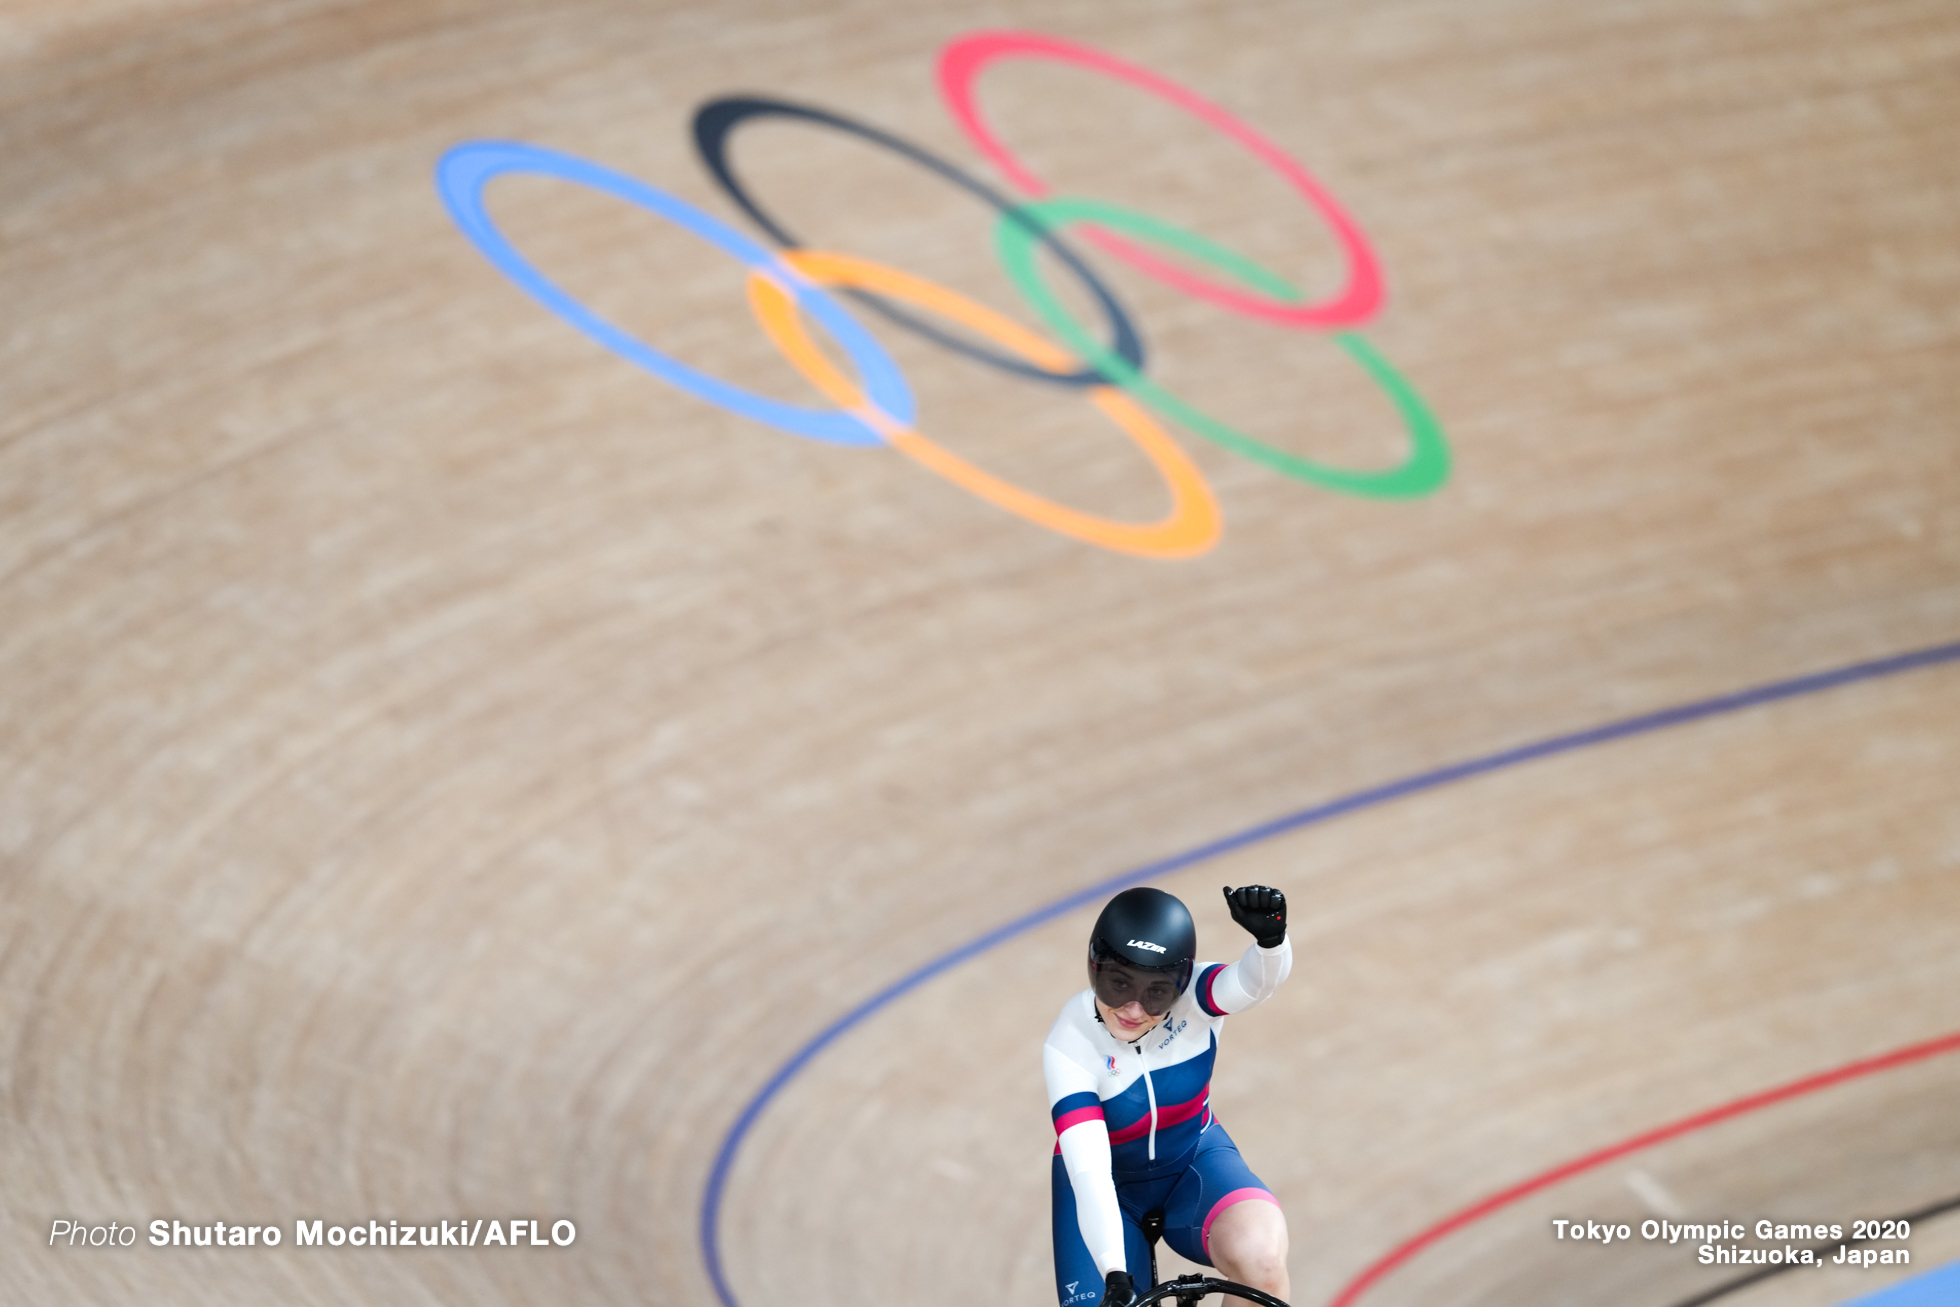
left=994, top=197, right=1450, bottom=499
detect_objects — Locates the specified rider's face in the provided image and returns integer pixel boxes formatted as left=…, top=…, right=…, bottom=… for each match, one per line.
left=1094, top=993, right=1165, bottom=1041
left=1090, top=961, right=1171, bottom=1041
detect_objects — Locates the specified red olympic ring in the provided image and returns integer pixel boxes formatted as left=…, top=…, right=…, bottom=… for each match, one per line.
left=937, top=30, right=1384, bottom=329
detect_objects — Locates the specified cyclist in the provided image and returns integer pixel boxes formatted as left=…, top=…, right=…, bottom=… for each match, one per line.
left=1046, top=885, right=1292, bottom=1307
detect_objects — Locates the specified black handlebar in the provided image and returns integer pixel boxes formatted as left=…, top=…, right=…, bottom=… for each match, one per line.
left=1128, top=1273, right=1290, bottom=1307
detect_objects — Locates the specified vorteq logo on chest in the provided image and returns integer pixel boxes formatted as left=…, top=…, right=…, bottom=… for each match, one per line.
left=1127, top=939, right=1167, bottom=953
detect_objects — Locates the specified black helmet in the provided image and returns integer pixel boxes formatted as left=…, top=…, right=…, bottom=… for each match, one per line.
left=1089, top=887, right=1196, bottom=994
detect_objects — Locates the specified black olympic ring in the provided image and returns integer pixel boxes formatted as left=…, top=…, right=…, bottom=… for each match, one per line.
left=691, top=95, right=1147, bottom=390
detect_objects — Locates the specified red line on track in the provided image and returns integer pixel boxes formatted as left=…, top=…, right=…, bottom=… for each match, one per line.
left=1325, top=1027, right=1960, bottom=1307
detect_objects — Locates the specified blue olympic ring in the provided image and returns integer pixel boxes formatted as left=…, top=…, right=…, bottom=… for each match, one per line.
left=434, top=140, right=914, bottom=446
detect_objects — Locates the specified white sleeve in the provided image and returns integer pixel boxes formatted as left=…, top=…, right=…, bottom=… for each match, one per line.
left=1044, top=1043, right=1126, bottom=1278
left=1198, top=936, right=1292, bottom=1015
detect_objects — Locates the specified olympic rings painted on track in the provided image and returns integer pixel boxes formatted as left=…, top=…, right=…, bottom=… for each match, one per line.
left=938, top=30, right=1384, bottom=329
left=434, top=140, right=912, bottom=446
left=692, top=96, right=1145, bottom=390
left=436, top=31, right=1451, bottom=557
left=747, top=250, right=1220, bottom=558
left=996, top=197, right=1450, bottom=498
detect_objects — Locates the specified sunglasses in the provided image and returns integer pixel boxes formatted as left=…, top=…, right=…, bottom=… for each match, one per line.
left=1090, top=957, right=1188, bottom=1016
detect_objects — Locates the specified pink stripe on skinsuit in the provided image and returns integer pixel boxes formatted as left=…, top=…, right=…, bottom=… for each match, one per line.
left=1201, top=1187, right=1281, bottom=1258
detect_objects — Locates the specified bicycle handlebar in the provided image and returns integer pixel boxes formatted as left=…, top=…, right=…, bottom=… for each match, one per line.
left=1127, top=1273, right=1290, bottom=1307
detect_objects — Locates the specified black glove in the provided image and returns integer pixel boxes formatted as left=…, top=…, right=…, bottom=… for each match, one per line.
left=1097, top=1270, right=1135, bottom=1307
left=1224, top=885, right=1286, bottom=948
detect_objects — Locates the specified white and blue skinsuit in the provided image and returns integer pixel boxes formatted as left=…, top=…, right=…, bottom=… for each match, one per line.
left=1045, top=937, right=1293, bottom=1305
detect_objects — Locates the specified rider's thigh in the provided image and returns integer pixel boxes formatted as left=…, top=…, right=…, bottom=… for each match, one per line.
left=1206, top=1196, right=1288, bottom=1276
left=1156, top=1124, right=1274, bottom=1266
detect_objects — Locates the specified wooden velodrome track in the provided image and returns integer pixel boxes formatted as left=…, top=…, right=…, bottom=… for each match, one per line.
left=5, top=0, right=1959, bottom=1303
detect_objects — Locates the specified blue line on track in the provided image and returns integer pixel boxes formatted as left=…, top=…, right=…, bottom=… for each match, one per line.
left=698, top=638, right=1960, bottom=1307
left=1841, top=1258, right=1960, bottom=1306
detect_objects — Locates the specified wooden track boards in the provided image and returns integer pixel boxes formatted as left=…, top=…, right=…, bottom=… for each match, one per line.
left=3, top=1, right=1957, bottom=1304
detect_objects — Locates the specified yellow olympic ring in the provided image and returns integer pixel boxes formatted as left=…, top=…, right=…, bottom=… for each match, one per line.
left=746, top=250, right=1221, bottom=560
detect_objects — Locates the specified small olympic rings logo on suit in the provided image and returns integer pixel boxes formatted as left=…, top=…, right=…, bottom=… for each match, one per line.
left=435, top=30, right=1450, bottom=559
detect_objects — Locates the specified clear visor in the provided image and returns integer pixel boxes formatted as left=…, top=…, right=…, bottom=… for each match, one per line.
left=1089, top=956, right=1187, bottom=1017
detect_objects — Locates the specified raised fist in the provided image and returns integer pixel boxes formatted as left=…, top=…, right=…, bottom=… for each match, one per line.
left=1223, top=885, right=1286, bottom=948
